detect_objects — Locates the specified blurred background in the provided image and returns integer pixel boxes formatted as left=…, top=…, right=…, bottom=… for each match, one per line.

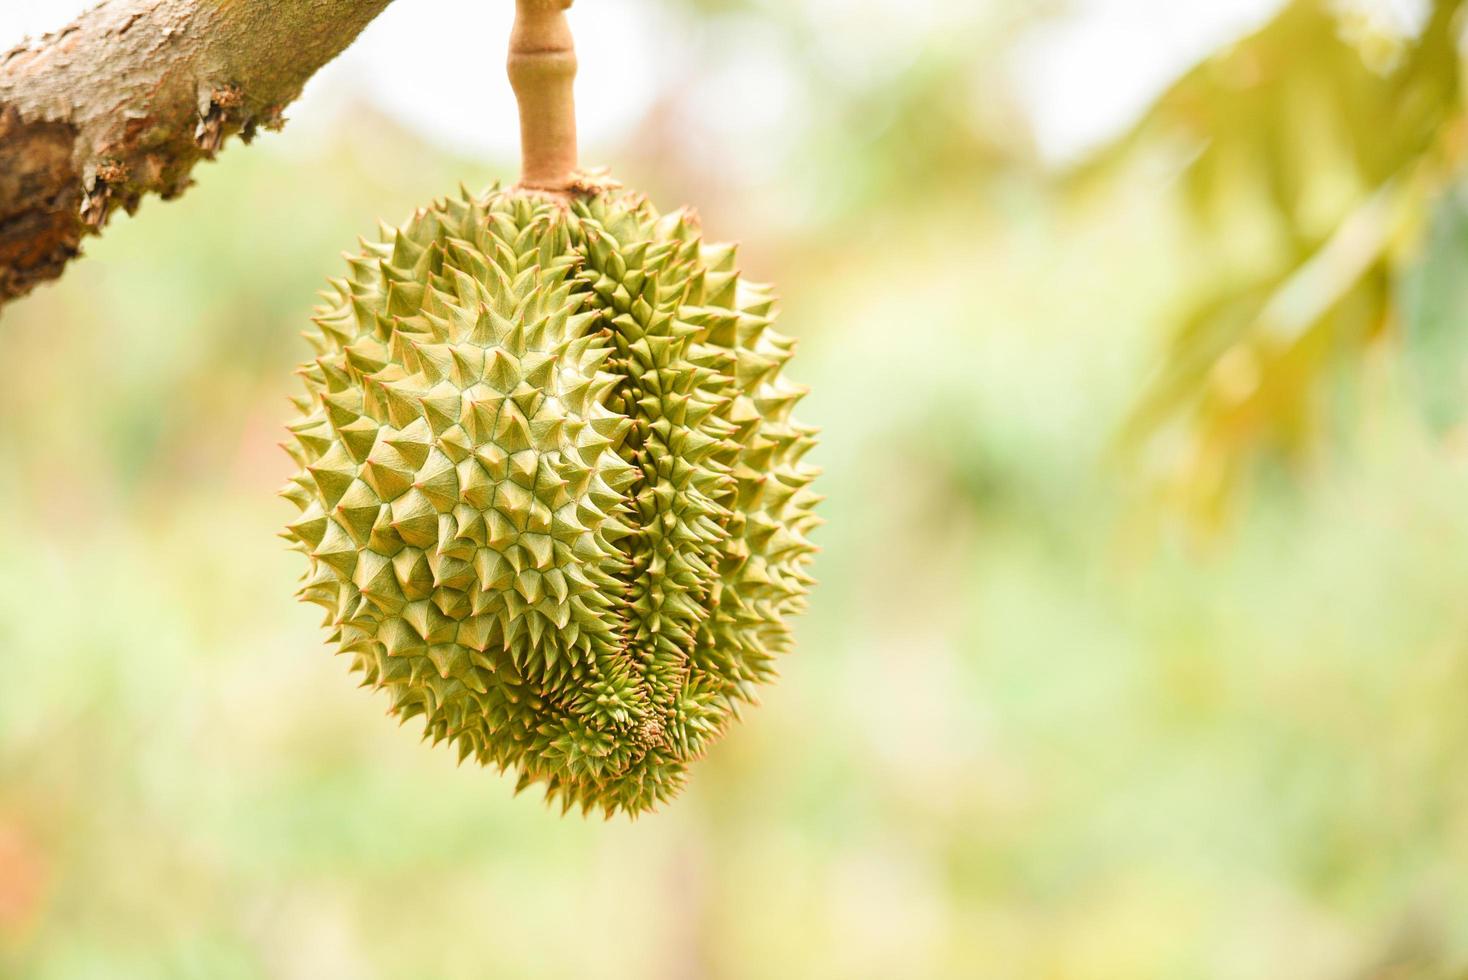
left=5, top=0, right=1468, bottom=976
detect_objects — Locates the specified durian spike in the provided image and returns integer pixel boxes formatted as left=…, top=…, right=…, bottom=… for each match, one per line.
left=508, top=0, right=579, bottom=192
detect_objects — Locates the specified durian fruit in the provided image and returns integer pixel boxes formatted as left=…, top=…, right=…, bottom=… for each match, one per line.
left=278, top=0, right=819, bottom=816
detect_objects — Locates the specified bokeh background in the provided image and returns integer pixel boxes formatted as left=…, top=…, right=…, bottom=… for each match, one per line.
left=6, top=0, right=1468, bottom=977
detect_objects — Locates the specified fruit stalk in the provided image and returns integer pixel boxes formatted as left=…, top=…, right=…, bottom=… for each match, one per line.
left=508, top=0, right=579, bottom=191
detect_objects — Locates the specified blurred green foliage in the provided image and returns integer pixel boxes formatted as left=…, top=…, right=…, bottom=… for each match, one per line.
left=6, top=1, right=1468, bottom=978
left=1113, top=0, right=1468, bottom=526
left=1404, top=182, right=1468, bottom=431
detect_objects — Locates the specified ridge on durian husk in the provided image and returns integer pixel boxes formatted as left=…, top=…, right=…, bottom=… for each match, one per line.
left=280, top=181, right=820, bottom=816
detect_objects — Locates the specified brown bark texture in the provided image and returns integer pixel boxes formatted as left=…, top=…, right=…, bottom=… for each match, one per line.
left=0, top=0, right=394, bottom=309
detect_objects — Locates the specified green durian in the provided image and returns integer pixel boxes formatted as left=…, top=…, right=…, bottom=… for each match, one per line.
left=280, top=182, right=820, bottom=815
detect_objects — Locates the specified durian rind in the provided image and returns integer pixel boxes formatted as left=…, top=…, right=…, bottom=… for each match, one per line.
left=282, top=184, right=819, bottom=816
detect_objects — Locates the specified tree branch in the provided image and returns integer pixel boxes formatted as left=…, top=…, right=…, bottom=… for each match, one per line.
left=0, top=0, right=396, bottom=309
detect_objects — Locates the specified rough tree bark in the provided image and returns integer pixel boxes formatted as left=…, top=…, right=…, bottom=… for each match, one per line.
left=0, top=0, right=396, bottom=310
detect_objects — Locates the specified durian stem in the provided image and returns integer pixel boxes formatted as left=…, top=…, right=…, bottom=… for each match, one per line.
left=508, top=0, right=579, bottom=192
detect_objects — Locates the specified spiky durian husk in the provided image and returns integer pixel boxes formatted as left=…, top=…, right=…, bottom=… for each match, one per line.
left=280, top=183, right=820, bottom=816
